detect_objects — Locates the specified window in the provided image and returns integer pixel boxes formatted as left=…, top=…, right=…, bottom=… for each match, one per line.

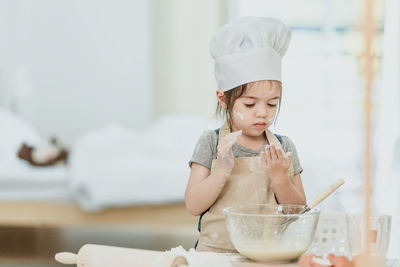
left=230, top=0, right=384, bottom=212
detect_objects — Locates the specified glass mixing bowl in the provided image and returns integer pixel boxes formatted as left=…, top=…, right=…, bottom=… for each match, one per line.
left=223, top=204, right=320, bottom=263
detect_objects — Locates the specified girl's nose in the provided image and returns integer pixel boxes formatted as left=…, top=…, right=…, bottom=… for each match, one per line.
left=255, top=105, right=268, bottom=117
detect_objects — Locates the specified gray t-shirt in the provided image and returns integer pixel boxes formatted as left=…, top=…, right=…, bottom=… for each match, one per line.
left=189, top=130, right=303, bottom=175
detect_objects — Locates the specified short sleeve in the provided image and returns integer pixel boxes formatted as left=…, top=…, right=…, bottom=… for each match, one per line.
left=188, top=130, right=218, bottom=170
left=281, top=136, right=303, bottom=175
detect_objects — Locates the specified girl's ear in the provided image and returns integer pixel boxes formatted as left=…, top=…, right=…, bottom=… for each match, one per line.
left=216, top=90, right=227, bottom=109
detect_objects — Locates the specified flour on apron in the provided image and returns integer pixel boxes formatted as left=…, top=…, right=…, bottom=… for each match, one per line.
left=196, top=123, right=294, bottom=252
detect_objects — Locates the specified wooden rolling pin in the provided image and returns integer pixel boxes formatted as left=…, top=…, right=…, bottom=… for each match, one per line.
left=55, top=244, right=300, bottom=267
left=55, top=244, right=188, bottom=267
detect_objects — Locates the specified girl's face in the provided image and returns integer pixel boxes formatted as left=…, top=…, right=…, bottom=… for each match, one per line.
left=231, top=80, right=281, bottom=136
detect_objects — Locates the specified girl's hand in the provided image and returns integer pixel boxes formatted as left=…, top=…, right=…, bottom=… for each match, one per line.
left=215, top=130, right=242, bottom=177
left=260, top=143, right=292, bottom=183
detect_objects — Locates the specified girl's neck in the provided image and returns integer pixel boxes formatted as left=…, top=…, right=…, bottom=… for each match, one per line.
left=236, top=132, right=267, bottom=150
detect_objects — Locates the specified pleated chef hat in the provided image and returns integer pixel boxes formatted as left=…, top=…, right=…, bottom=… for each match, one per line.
left=210, top=17, right=291, bottom=92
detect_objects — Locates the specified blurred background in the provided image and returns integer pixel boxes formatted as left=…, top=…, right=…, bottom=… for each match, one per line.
left=0, top=0, right=399, bottom=265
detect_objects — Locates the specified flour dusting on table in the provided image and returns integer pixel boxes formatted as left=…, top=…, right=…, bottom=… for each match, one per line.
left=154, top=246, right=243, bottom=267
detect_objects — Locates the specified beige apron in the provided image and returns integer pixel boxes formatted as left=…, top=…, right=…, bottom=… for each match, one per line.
left=196, top=123, right=295, bottom=252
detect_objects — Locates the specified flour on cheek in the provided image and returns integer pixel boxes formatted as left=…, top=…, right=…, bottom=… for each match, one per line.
left=233, top=110, right=244, bottom=120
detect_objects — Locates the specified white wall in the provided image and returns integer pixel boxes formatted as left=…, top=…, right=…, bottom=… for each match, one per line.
left=0, top=0, right=152, bottom=144
left=152, top=0, right=227, bottom=118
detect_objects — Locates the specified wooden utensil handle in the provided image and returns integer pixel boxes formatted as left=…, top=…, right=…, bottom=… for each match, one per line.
left=55, top=244, right=188, bottom=267
left=307, top=178, right=345, bottom=210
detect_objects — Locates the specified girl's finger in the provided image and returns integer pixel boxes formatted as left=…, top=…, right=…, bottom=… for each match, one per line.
left=259, top=151, right=264, bottom=162
left=218, top=139, right=239, bottom=160
left=226, top=130, right=242, bottom=140
left=265, top=145, right=272, bottom=163
left=221, top=145, right=233, bottom=156
left=230, top=129, right=242, bottom=136
left=260, top=151, right=270, bottom=168
left=220, top=136, right=238, bottom=149
left=227, top=149, right=234, bottom=159
left=224, top=138, right=238, bottom=150
left=222, top=131, right=241, bottom=146
left=223, top=135, right=237, bottom=144
left=260, top=151, right=266, bottom=163
left=269, top=144, right=278, bottom=161
left=276, top=146, right=285, bottom=159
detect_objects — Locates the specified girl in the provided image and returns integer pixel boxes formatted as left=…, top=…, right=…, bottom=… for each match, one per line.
left=185, top=17, right=306, bottom=253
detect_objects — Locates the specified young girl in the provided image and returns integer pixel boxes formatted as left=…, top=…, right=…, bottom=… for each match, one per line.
left=185, top=17, right=306, bottom=253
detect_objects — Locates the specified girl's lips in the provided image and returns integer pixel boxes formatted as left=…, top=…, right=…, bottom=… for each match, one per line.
left=254, top=123, right=266, bottom=129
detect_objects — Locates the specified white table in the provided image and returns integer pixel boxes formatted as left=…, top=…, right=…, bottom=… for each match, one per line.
left=232, top=259, right=400, bottom=267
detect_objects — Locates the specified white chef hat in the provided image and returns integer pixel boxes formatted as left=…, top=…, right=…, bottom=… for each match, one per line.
left=210, top=17, right=291, bottom=91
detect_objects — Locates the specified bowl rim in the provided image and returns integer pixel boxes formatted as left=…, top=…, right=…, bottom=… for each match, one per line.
left=223, top=204, right=320, bottom=217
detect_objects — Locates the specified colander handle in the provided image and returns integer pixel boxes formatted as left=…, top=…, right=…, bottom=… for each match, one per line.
left=306, top=178, right=345, bottom=210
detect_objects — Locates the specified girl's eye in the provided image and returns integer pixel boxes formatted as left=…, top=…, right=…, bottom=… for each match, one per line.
left=244, top=104, right=255, bottom=108
left=268, top=104, right=277, bottom=107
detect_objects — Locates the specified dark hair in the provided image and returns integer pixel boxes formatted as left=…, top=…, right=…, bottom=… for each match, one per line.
left=216, top=81, right=282, bottom=131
